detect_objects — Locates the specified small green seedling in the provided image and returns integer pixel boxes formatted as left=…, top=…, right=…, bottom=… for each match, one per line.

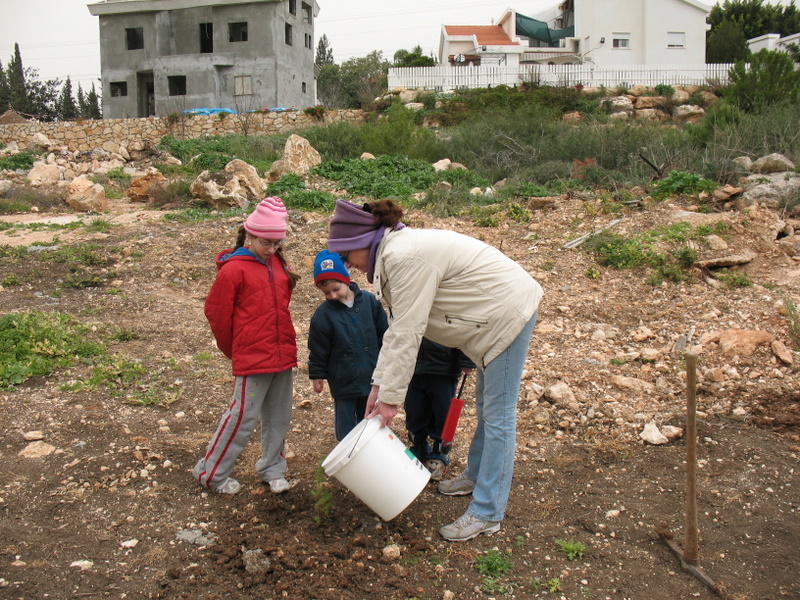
left=556, top=538, right=586, bottom=560
left=548, top=577, right=562, bottom=592
left=475, top=549, right=514, bottom=577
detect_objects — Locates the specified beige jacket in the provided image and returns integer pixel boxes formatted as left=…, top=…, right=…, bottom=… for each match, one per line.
left=371, top=227, right=543, bottom=406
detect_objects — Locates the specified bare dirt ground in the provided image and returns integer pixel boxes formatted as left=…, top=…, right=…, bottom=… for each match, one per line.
left=1, top=192, right=798, bottom=600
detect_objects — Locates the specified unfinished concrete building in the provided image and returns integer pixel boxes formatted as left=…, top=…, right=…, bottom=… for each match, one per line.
left=87, top=0, right=319, bottom=119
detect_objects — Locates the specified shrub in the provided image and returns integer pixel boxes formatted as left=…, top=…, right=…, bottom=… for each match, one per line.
left=266, top=173, right=306, bottom=196
left=0, top=151, right=38, bottom=171
left=651, top=170, right=716, bottom=199
left=655, top=84, right=676, bottom=97
left=283, top=189, right=337, bottom=212
left=312, top=154, right=436, bottom=198
left=0, top=311, right=105, bottom=387
left=725, top=49, right=800, bottom=112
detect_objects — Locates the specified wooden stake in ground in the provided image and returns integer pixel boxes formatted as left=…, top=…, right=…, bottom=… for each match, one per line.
left=657, top=351, right=729, bottom=596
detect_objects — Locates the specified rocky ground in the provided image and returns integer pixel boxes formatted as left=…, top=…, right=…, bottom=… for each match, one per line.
left=1, top=185, right=799, bottom=600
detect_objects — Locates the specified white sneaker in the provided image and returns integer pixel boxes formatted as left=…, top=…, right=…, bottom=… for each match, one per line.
left=268, top=477, right=295, bottom=494
left=439, top=512, right=501, bottom=542
left=213, top=477, right=241, bottom=494
left=437, top=471, right=475, bottom=496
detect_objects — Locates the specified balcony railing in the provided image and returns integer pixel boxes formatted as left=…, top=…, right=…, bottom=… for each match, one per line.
left=388, top=63, right=734, bottom=91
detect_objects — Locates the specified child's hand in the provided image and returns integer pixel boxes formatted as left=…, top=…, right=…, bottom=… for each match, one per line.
left=312, top=379, right=325, bottom=393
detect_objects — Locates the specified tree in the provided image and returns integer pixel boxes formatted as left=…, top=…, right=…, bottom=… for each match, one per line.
left=707, top=19, right=750, bottom=63
left=7, top=43, right=28, bottom=114
left=57, top=76, right=77, bottom=120
left=0, top=60, right=9, bottom=112
left=338, top=51, right=391, bottom=108
left=708, top=0, right=800, bottom=42
left=393, top=45, right=436, bottom=67
left=315, top=34, right=334, bottom=66
left=84, top=83, right=102, bottom=119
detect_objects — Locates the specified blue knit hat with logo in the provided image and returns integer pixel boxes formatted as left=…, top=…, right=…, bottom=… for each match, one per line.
left=313, top=249, right=350, bottom=285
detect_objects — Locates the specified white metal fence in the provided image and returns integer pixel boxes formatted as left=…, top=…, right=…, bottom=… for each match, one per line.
left=388, top=63, right=734, bottom=91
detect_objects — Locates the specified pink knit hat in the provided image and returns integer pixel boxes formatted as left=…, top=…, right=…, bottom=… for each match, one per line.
left=244, top=197, right=288, bottom=238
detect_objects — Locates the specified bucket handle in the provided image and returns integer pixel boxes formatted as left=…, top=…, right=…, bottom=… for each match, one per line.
left=347, top=415, right=379, bottom=459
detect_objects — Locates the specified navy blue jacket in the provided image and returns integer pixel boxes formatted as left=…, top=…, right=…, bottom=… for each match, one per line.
left=414, top=338, right=475, bottom=379
left=308, top=283, right=388, bottom=401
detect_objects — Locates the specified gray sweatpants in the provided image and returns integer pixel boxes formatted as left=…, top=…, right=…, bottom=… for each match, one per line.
left=193, top=369, right=293, bottom=489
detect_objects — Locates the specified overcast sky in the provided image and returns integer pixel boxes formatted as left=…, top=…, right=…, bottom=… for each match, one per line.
left=0, top=0, right=794, bottom=92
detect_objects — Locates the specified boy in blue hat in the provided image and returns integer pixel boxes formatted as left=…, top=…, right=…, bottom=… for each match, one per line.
left=308, top=250, right=389, bottom=440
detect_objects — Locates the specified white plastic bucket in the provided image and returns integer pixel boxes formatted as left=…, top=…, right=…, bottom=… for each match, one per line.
left=321, top=417, right=431, bottom=521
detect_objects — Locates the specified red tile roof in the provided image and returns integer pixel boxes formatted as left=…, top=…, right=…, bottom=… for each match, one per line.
left=444, top=25, right=519, bottom=47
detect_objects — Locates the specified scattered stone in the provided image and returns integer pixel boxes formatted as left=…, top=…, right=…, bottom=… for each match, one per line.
left=718, top=329, right=776, bottom=357
left=18, top=441, right=56, bottom=458
left=127, top=171, right=168, bottom=202
left=265, top=134, right=321, bottom=182
left=751, top=152, right=795, bottom=174
left=66, top=175, right=107, bottom=212
left=640, top=422, right=669, bottom=445
left=23, top=430, right=44, bottom=441
left=660, top=425, right=684, bottom=441
left=70, top=560, right=94, bottom=570
left=544, top=381, right=578, bottom=409
left=242, top=548, right=271, bottom=574
left=176, top=529, right=218, bottom=547
left=27, top=161, right=60, bottom=186
left=772, top=340, right=794, bottom=365
left=120, top=539, right=139, bottom=548
left=382, top=544, right=402, bottom=561
left=611, top=375, right=656, bottom=394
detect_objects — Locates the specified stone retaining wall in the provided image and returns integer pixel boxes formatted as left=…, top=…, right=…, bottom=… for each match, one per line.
left=0, top=109, right=365, bottom=154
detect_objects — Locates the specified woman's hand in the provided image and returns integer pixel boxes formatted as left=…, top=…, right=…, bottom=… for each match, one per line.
left=365, top=385, right=398, bottom=428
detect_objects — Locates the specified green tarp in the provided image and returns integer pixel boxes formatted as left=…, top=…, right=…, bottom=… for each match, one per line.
left=516, top=13, right=574, bottom=46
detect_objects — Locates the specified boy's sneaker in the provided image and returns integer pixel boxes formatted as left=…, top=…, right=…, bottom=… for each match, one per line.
left=213, top=477, right=241, bottom=495
left=437, top=471, right=475, bottom=496
left=424, top=459, right=447, bottom=481
left=268, top=478, right=295, bottom=494
left=439, top=512, right=501, bottom=542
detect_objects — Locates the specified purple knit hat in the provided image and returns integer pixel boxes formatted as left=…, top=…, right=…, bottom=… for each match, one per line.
left=326, top=199, right=379, bottom=252
left=244, top=196, right=288, bottom=238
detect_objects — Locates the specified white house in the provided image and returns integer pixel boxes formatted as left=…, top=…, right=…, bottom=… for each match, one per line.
left=574, top=0, right=711, bottom=65
left=747, top=32, right=800, bottom=54
left=438, top=0, right=711, bottom=67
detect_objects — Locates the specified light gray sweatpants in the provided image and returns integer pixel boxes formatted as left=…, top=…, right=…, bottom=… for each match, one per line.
left=194, top=369, right=293, bottom=489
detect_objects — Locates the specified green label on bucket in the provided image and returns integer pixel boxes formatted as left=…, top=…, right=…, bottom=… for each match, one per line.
left=404, top=449, right=416, bottom=461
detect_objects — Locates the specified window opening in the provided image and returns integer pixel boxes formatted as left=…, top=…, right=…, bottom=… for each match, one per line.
left=229, top=22, right=248, bottom=42
left=302, top=2, right=312, bottom=23
left=289, top=0, right=296, bottom=15
left=285, top=23, right=293, bottom=45
left=110, top=82, right=128, bottom=97
left=168, top=75, right=187, bottom=96
left=126, top=28, right=144, bottom=50
left=612, top=33, right=630, bottom=49
left=200, top=23, right=213, bottom=53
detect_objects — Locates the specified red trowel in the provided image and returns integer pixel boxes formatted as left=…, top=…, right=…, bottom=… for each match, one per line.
left=441, top=372, right=468, bottom=445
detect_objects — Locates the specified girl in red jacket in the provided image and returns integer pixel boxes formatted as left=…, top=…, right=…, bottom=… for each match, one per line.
left=193, top=197, right=301, bottom=495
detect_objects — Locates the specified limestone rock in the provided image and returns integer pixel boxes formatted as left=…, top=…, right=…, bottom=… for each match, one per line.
left=751, top=153, right=795, bottom=174
left=611, top=375, right=655, bottom=394
left=673, top=104, right=705, bottom=123
left=718, top=329, right=776, bottom=357
left=18, top=440, right=56, bottom=458
left=29, top=132, right=53, bottom=152
left=737, top=171, right=800, bottom=210
left=28, top=161, right=61, bottom=186
left=190, top=170, right=251, bottom=210
left=127, top=171, right=168, bottom=203
left=265, top=134, right=321, bottom=183
left=772, top=340, right=794, bottom=365
left=224, top=159, right=267, bottom=201
left=544, top=381, right=578, bottom=409
left=0, top=179, right=13, bottom=196
left=639, top=422, right=668, bottom=445
left=360, top=152, right=376, bottom=160
left=66, top=176, right=107, bottom=212
left=606, top=96, right=634, bottom=112
left=432, top=158, right=452, bottom=172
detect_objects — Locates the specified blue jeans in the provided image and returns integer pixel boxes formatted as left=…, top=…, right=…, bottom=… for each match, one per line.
left=464, top=312, right=537, bottom=522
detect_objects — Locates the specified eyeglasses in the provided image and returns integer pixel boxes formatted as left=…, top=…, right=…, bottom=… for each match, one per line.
left=338, top=250, right=350, bottom=262
left=254, top=238, right=285, bottom=249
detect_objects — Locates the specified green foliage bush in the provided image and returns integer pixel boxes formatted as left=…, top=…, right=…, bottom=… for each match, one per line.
left=725, top=49, right=800, bottom=112
left=0, top=151, right=38, bottom=171
left=0, top=311, right=104, bottom=387
left=651, top=171, right=717, bottom=199
left=313, top=154, right=436, bottom=198
left=157, top=134, right=280, bottom=174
